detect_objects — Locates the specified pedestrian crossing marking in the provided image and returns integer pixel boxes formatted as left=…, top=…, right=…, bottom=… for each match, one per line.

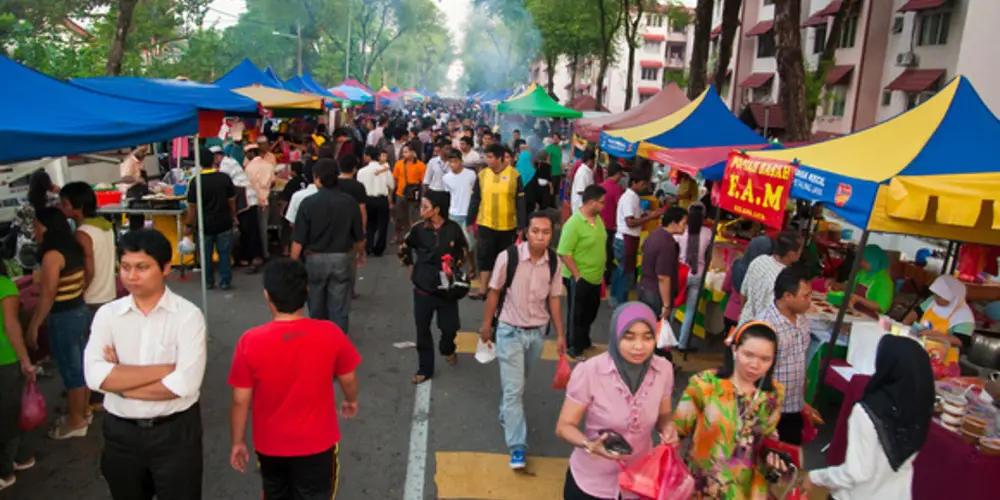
left=454, top=332, right=606, bottom=361
left=435, top=452, right=568, bottom=499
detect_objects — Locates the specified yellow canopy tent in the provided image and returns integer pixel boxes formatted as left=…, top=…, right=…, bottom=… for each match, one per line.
left=747, top=76, right=1000, bottom=245
left=233, top=85, right=323, bottom=110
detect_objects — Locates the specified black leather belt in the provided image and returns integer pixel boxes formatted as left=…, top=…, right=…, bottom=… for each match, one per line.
left=112, top=403, right=197, bottom=429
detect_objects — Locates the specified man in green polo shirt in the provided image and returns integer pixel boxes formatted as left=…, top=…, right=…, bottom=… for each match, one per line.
left=545, top=133, right=564, bottom=208
left=558, top=184, right=607, bottom=360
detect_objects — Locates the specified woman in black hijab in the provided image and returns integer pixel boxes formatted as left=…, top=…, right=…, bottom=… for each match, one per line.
left=806, top=335, right=935, bottom=498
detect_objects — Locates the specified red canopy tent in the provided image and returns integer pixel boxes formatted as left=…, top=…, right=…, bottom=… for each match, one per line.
left=575, top=82, right=689, bottom=142
left=647, top=144, right=773, bottom=177
left=568, top=95, right=608, bottom=112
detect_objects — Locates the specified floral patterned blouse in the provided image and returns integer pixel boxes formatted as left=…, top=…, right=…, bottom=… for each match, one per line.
left=674, top=370, right=784, bottom=499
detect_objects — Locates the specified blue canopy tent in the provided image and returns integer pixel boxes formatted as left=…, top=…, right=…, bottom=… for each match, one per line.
left=264, top=67, right=284, bottom=87
left=70, top=77, right=260, bottom=115
left=331, top=84, right=373, bottom=103
left=599, top=86, right=767, bottom=158
left=214, top=59, right=284, bottom=89
left=0, top=56, right=198, bottom=164
left=302, top=73, right=334, bottom=97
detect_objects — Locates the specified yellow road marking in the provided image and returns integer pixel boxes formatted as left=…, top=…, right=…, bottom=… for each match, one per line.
left=454, top=332, right=606, bottom=361
left=435, top=452, right=568, bottom=499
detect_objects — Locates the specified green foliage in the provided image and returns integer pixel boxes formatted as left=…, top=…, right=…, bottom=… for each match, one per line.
left=665, top=0, right=692, bottom=31
left=804, top=57, right=829, bottom=122
left=663, top=68, right=689, bottom=89
left=460, top=1, right=541, bottom=93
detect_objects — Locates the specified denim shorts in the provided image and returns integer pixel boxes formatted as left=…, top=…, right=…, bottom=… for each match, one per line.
left=47, top=306, right=91, bottom=390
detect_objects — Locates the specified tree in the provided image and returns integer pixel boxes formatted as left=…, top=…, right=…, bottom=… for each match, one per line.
left=527, top=0, right=599, bottom=97
left=712, top=0, right=741, bottom=91
left=105, top=0, right=140, bottom=75
left=620, top=0, right=646, bottom=111
left=773, top=0, right=810, bottom=141
left=594, top=0, right=625, bottom=110
left=687, top=0, right=713, bottom=98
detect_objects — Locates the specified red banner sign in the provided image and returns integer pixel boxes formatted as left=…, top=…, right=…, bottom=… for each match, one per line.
left=718, top=151, right=796, bottom=229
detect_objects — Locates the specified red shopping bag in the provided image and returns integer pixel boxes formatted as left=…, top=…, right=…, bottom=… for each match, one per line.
left=620, top=445, right=694, bottom=500
left=672, top=263, right=691, bottom=308
left=19, top=381, right=47, bottom=431
left=552, top=354, right=572, bottom=390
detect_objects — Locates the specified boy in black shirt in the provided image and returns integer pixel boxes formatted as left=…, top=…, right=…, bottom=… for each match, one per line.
left=186, top=148, right=237, bottom=290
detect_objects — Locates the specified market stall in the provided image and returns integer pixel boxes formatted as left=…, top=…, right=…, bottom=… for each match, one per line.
left=575, top=82, right=688, bottom=143
left=214, top=58, right=285, bottom=89
left=496, top=84, right=583, bottom=119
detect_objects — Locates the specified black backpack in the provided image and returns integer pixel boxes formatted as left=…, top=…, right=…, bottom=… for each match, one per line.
left=493, top=244, right=559, bottom=333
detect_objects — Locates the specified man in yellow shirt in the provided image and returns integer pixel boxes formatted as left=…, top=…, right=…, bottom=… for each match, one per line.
left=466, top=144, right=526, bottom=300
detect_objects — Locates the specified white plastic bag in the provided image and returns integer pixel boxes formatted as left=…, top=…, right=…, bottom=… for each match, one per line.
left=657, top=319, right=678, bottom=350
left=475, top=339, right=497, bottom=364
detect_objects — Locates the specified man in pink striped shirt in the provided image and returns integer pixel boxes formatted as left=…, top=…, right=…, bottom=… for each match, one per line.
left=479, top=212, right=566, bottom=470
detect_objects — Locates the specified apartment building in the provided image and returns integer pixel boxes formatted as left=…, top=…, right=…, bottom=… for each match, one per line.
left=530, top=6, right=694, bottom=113
left=728, top=0, right=1000, bottom=140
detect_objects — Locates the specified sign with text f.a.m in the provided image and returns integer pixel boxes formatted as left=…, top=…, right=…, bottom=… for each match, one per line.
left=718, top=151, right=797, bottom=229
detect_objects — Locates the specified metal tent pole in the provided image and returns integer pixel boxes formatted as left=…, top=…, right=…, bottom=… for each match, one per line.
left=193, top=139, right=209, bottom=322
left=816, top=229, right=870, bottom=399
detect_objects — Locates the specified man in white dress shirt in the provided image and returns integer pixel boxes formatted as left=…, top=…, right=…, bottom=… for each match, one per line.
left=84, top=229, right=207, bottom=500
left=357, top=146, right=394, bottom=256
left=571, top=149, right=596, bottom=214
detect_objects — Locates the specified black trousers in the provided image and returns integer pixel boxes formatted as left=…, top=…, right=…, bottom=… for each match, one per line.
left=777, top=411, right=805, bottom=446
left=100, top=404, right=203, bottom=500
left=238, top=206, right=264, bottom=262
left=551, top=175, right=563, bottom=208
left=565, top=278, right=601, bottom=354
left=564, top=467, right=617, bottom=500
left=258, top=445, right=338, bottom=500
left=603, top=229, right=616, bottom=286
left=413, top=289, right=460, bottom=377
left=366, top=195, right=390, bottom=256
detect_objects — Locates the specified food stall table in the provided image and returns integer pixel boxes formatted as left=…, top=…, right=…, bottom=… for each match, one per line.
left=805, top=292, right=875, bottom=403
left=824, top=359, right=1000, bottom=499
left=98, top=204, right=189, bottom=266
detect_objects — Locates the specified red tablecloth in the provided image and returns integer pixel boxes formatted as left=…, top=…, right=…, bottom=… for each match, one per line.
left=825, top=361, right=1000, bottom=499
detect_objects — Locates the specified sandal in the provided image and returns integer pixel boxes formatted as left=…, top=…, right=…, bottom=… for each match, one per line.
left=49, top=423, right=88, bottom=440
left=411, top=374, right=431, bottom=385
left=0, top=475, right=14, bottom=491
left=13, top=458, right=35, bottom=471
left=445, top=354, right=458, bottom=366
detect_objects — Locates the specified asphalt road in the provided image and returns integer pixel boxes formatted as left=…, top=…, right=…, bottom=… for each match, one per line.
left=10, top=254, right=835, bottom=499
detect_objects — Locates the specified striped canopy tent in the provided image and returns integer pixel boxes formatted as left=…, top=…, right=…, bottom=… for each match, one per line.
left=576, top=83, right=689, bottom=142
left=338, top=78, right=374, bottom=94
left=599, top=86, right=766, bottom=158
left=497, top=84, right=583, bottom=118
left=283, top=76, right=345, bottom=105
left=231, top=85, right=323, bottom=115
left=746, top=75, right=1000, bottom=245
left=375, top=87, right=399, bottom=105
left=403, top=88, right=426, bottom=101
left=214, top=59, right=283, bottom=89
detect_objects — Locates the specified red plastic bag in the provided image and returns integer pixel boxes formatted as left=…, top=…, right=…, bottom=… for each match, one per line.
left=673, top=263, right=691, bottom=308
left=19, top=381, right=47, bottom=431
left=552, top=354, right=572, bottom=390
left=620, top=445, right=694, bottom=500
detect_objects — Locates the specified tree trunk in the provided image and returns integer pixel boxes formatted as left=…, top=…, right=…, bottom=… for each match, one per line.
left=623, top=0, right=644, bottom=111
left=105, top=0, right=140, bottom=76
left=687, top=0, right=714, bottom=98
left=570, top=53, right=579, bottom=101
left=808, top=0, right=861, bottom=123
left=595, top=0, right=623, bottom=113
left=545, top=53, right=557, bottom=96
left=713, top=0, right=742, bottom=90
left=774, top=0, right=810, bottom=141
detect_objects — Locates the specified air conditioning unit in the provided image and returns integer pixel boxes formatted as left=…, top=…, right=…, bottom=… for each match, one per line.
left=896, top=52, right=918, bottom=67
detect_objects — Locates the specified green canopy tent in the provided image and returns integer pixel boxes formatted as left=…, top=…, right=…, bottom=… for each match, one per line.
left=497, top=84, right=583, bottom=118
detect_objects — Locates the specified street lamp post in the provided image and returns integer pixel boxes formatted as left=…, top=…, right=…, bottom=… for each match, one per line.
left=271, top=25, right=303, bottom=76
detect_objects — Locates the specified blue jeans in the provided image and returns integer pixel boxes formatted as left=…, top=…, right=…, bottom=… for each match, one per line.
left=202, top=229, right=233, bottom=287
left=611, top=237, right=634, bottom=306
left=496, top=322, right=544, bottom=452
left=305, top=252, right=355, bottom=333
left=48, top=305, right=91, bottom=390
left=678, top=278, right=702, bottom=349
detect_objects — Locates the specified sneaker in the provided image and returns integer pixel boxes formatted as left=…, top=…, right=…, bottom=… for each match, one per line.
left=220, top=283, right=231, bottom=291
left=509, top=449, right=526, bottom=470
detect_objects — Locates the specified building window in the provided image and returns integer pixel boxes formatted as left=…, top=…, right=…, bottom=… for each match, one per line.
left=647, top=15, right=663, bottom=27
left=825, top=85, right=847, bottom=117
left=892, top=16, right=904, bottom=34
left=813, top=24, right=827, bottom=54
left=917, top=12, right=951, bottom=46
left=639, top=94, right=653, bottom=104
left=756, top=33, right=776, bottom=58
left=838, top=15, right=858, bottom=48
left=882, top=90, right=892, bottom=107
left=752, top=82, right=773, bottom=103
left=641, top=67, right=659, bottom=80
left=644, top=40, right=662, bottom=54
left=906, top=91, right=935, bottom=110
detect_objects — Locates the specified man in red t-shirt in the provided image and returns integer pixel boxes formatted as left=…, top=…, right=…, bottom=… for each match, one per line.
left=228, top=258, right=361, bottom=500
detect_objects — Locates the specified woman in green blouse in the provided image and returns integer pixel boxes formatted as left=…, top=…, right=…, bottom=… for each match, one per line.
left=851, top=244, right=895, bottom=315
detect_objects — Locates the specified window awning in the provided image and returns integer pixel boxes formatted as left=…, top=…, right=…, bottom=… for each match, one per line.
left=816, top=0, right=843, bottom=17
left=745, top=20, right=773, bottom=37
left=885, top=69, right=946, bottom=92
left=739, top=72, right=774, bottom=88
left=898, top=0, right=949, bottom=12
left=638, top=87, right=660, bottom=95
left=825, top=65, right=855, bottom=86
left=802, top=13, right=829, bottom=27
left=748, top=102, right=786, bottom=129
left=642, top=33, right=665, bottom=42
left=640, top=60, right=663, bottom=69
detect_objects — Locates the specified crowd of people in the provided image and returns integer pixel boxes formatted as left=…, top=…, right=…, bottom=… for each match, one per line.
left=0, top=99, right=940, bottom=500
